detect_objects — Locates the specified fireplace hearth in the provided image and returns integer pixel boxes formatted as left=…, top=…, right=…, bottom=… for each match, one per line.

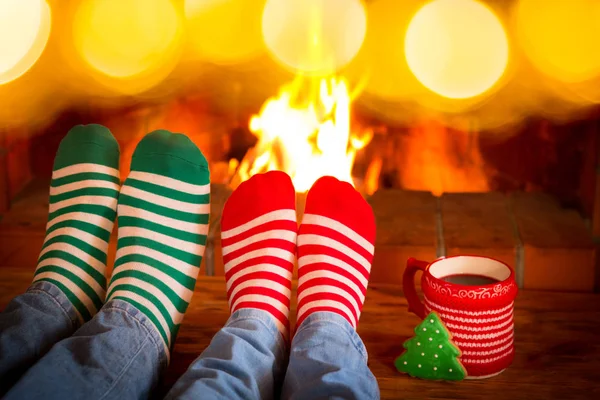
left=0, top=104, right=596, bottom=293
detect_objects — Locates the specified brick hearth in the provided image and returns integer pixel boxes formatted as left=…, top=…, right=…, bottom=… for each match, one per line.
left=203, top=186, right=596, bottom=291
left=7, top=181, right=595, bottom=291
left=2, top=102, right=597, bottom=292
left=3, top=180, right=591, bottom=291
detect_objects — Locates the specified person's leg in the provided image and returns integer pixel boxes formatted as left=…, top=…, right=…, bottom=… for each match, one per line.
left=5, top=130, right=210, bottom=399
left=282, top=176, right=380, bottom=400
left=0, top=124, right=120, bottom=393
left=165, top=171, right=296, bottom=400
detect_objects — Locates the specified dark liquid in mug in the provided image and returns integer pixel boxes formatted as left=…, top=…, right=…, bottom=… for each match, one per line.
left=441, top=274, right=499, bottom=286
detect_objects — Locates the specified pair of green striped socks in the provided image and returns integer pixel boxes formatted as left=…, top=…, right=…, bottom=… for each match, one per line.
left=32, top=125, right=210, bottom=355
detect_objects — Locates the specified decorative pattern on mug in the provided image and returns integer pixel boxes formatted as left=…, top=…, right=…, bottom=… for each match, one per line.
left=426, top=276, right=515, bottom=299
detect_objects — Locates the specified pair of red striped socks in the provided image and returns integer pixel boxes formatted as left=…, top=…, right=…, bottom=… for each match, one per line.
left=221, top=171, right=376, bottom=339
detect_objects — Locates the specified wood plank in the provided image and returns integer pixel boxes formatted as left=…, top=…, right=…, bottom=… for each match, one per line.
left=0, top=150, right=8, bottom=214
left=0, top=179, right=60, bottom=270
left=6, top=136, right=33, bottom=201
left=441, top=192, right=517, bottom=270
left=0, top=235, right=44, bottom=270
left=203, top=183, right=231, bottom=276
left=1, top=273, right=599, bottom=399
left=512, top=192, right=596, bottom=291
left=0, top=179, right=50, bottom=234
left=0, top=180, right=49, bottom=268
left=368, top=189, right=438, bottom=285
left=0, top=131, right=35, bottom=214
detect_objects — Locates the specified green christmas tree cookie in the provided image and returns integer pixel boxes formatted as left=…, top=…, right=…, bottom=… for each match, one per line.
left=395, top=311, right=467, bottom=381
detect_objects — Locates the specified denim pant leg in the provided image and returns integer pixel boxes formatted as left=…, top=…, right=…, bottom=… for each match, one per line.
left=0, top=281, right=80, bottom=394
left=4, top=298, right=168, bottom=400
left=165, top=309, right=288, bottom=400
left=282, top=312, right=380, bottom=400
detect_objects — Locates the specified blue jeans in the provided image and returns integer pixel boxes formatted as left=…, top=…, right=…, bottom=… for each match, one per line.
left=1, top=281, right=379, bottom=399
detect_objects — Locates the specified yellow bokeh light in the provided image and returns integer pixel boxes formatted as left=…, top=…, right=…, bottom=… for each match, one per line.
left=185, top=0, right=266, bottom=65
left=261, top=0, right=367, bottom=75
left=73, top=0, right=182, bottom=86
left=405, top=0, right=509, bottom=99
left=345, top=0, right=423, bottom=100
left=0, top=0, right=51, bottom=85
left=515, top=0, right=600, bottom=84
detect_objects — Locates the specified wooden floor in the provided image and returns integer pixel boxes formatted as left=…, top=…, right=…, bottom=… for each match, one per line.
left=2, top=270, right=600, bottom=399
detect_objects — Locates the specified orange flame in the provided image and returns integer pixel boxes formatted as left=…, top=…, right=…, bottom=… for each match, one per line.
left=364, top=156, right=382, bottom=195
left=399, top=120, right=489, bottom=195
left=232, top=75, right=372, bottom=192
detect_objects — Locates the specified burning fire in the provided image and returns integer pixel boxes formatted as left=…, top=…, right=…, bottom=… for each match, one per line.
left=232, top=75, right=373, bottom=192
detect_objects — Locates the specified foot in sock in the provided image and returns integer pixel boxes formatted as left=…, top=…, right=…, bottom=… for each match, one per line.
left=33, top=124, right=120, bottom=323
left=106, top=130, right=210, bottom=355
left=296, top=176, right=376, bottom=330
left=221, top=171, right=297, bottom=338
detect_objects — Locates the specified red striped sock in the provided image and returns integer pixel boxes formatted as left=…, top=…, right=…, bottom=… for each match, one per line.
left=221, top=171, right=297, bottom=337
left=296, top=176, right=376, bottom=331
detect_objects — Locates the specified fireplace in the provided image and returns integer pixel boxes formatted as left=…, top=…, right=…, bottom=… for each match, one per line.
left=1, top=84, right=597, bottom=293
left=0, top=0, right=598, bottom=293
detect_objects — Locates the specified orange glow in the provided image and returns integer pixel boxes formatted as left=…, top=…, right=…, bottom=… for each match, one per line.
left=185, top=0, right=265, bottom=65
left=364, top=157, right=382, bottom=196
left=346, top=0, right=423, bottom=101
left=233, top=75, right=373, bottom=192
left=516, top=0, right=600, bottom=84
left=72, top=0, right=182, bottom=93
left=399, top=120, right=488, bottom=195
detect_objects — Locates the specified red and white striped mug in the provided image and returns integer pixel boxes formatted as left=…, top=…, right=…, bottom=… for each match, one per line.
left=403, top=255, right=518, bottom=379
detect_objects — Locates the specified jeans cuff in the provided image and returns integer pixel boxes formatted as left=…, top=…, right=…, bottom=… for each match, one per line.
left=226, top=308, right=288, bottom=357
left=102, top=299, right=170, bottom=370
left=27, top=280, right=81, bottom=330
left=295, top=311, right=369, bottom=362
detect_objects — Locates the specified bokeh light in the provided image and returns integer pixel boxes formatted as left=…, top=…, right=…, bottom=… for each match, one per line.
left=261, top=0, right=367, bottom=75
left=405, top=0, right=509, bottom=99
left=73, top=0, right=182, bottom=92
left=185, top=0, right=265, bottom=65
left=0, top=0, right=51, bottom=85
left=345, top=0, right=423, bottom=101
left=515, top=0, right=600, bottom=84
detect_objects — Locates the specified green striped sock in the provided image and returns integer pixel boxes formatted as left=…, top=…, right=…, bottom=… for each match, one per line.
left=33, top=124, right=120, bottom=323
left=106, top=130, right=210, bottom=355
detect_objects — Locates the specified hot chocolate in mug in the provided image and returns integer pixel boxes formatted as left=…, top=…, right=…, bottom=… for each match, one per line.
left=403, top=255, right=518, bottom=379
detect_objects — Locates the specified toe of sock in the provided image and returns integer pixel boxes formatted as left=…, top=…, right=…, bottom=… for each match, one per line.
left=134, top=130, right=208, bottom=168
left=304, top=176, right=376, bottom=244
left=54, top=124, right=120, bottom=170
left=130, top=130, right=209, bottom=186
left=222, top=171, right=295, bottom=229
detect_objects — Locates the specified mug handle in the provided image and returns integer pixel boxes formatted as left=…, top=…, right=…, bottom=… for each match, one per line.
left=403, top=258, right=430, bottom=319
